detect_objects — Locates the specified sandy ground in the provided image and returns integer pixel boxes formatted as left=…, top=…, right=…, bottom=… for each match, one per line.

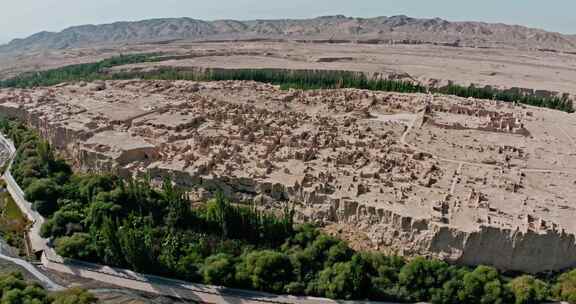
left=1, top=37, right=576, bottom=272
left=118, top=42, right=576, bottom=94
left=3, top=41, right=576, bottom=97
left=2, top=80, right=575, bottom=237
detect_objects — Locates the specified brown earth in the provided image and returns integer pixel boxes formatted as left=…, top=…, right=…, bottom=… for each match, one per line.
left=0, top=80, right=575, bottom=273
left=1, top=18, right=576, bottom=273
left=3, top=41, right=576, bottom=102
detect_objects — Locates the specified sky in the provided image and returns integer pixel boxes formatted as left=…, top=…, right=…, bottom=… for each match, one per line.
left=1, top=0, right=575, bottom=44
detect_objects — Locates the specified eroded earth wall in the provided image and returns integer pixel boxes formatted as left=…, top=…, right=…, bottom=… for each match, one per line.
left=1, top=80, right=576, bottom=273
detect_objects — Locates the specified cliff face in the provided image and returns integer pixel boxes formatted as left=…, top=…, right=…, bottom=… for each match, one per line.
left=133, top=166, right=576, bottom=274
left=301, top=190, right=576, bottom=274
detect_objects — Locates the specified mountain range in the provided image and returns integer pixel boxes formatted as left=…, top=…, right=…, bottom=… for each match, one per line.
left=2, top=15, right=576, bottom=53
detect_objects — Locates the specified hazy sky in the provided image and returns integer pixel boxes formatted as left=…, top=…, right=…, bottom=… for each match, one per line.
left=1, top=0, right=575, bottom=44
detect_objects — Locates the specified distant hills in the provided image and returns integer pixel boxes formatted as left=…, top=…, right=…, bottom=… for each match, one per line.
left=2, top=15, right=576, bottom=53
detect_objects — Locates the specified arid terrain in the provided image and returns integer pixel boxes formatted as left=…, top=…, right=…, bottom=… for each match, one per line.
left=3, top=16, right=576, bottom=106
left=0, top=79, right=575, bottom=273
left=2, top=15, right=576, bottom=54
left=1, top=15, right=576, bottom=276
left=3, top=40, right=576, bottom=101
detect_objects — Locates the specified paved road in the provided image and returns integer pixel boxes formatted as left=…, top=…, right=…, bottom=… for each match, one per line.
left=4, top=170, right=48, bottom=252
left=0, top=136, right=63, bottom=291
left=0, top=134, right=48, bottom=253
left=0, top=249, right=63, bottom=291
left=43, top=248, right=404, bottom=304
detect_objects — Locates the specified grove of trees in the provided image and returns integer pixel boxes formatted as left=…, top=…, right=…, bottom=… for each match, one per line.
left=2, top=118, right=576, bottom=303
left=0, top=54, right=158, bottom=88
left=435, top=84, right=574, bottom=113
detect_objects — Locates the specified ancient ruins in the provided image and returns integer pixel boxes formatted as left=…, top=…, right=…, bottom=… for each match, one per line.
left=1, top=80, right=575, bottom=273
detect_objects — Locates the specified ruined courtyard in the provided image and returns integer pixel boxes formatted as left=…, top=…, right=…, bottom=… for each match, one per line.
left=0, top=80, right=575, bottom=273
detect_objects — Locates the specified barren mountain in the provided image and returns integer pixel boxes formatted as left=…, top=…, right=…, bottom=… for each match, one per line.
left=2, top=15, right=576, bottom=54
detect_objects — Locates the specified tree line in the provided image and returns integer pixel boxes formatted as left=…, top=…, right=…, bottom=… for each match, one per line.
left=436, top=84, right=574, bottom=113
left=1, top=54, right=572, bottom=113
left=0, top=53, right=159, bottom=88
left=3, top=118, right=576, bottom=303
left=135, top=67, right=428, bottom=93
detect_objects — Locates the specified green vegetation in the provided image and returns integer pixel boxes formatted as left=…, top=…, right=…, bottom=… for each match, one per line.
left=554, top=270, right=576, bottom=303
left=0, top=54, right=159, bottom=88
left=1, top=54, right=571, bottom=112
left=436, top=83, right=574, bottom=113
left=509, top=275, right=549, bottom=304
left=136, top=67, right=427, bottom=93
left=0, top=272, right=95, bottom=304
left=0, top=56, right=426, bottom=93
left=5, top=118, right=576, bottom=303
left=0, top=180, right=30, bottom=255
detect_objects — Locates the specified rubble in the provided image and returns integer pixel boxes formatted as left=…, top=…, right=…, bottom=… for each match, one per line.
left=1, top=79, right=576, bottom=273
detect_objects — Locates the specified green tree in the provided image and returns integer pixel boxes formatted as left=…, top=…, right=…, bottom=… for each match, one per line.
left=92, top=216, right=125, bottom=267
left=175, top=248, right=203, bottom=282
left=315, top=254, right=369, bottom=300
left=0, top=273, right=48, bottom=304
left=117, top=216, right=157, bottom=272
left=431, top=275, right=467, bottom=304
left=54, top=233, right=96, bottom=260
left=458, top=265, right=511, bottom=304
left=162, top=179, right=191, bottom=228
left=202, top=253, right=236, bottom=286
left=25, top=178, right=60, bottom=216
left=508, top=275, right=549, bottom=304
left=40, top=208, right=83, bottom=238
left=398, top=257, right=453, bottom=302
left=554, top=269, right=576, bottom=303
left=361, top=252, right=405, bottom=300
left=236, top=250, right=293, bottom=293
